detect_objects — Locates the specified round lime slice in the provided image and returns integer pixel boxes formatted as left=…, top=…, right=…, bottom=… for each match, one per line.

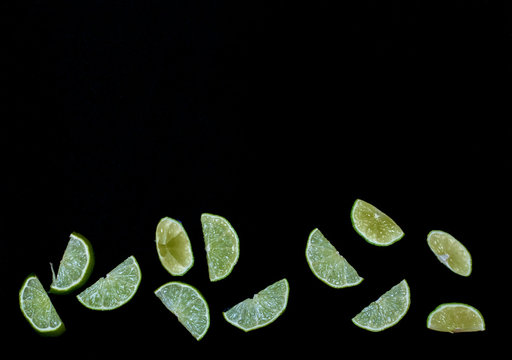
left=156, top=217, right=194, bottom=276
left=306, top=228, right=363, bottom=288
left=427, top=230, right=472, bottom=276
left=427, top=303, right=485, bottom=333
left=50, top=232, right=95, bottom=294
left=154, top=281, right=210, bottom=341
left=77, top=255, right=141, bottom=310
left=20, top=274, right=65, bottom=336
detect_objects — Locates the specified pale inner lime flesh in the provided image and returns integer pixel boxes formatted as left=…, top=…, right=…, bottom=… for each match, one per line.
left=156, top=218, right=193, bottom=275
left=51, top=233, right=92, bottom=291
left=201, top=214, right=239, bottom=281
left=352, top=279, right=410, bottom=331
left=428, top=304, right=484, bottom=333
left=427, top=231, right=471, bottom=276
left=352, top=200, right=404, bottom=245
left=223, top=278, right=289, bottom=331
left=77, top=256, right=141, bottom=310
left=20, top=276, right=63, bottom=332
left=306, top=229, right=363, bottom=288
left=154, top=282, right=209, bottom=340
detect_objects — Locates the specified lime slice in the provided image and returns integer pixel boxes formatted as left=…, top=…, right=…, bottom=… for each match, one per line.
left=50, top=232, right=95, bottom=294
left=351, top=199, right=404, bottom=246
left=427, top=230, right=472, bottom=277
left=223, top=278, right=289, bottom=332
left=427, top=303, right=485, bottom=333
left=352, top=279, right=410, bottom=332
left=77, top=255, right=141, bottom=310
left=154, top=281, right=210, bottom=340
left=201, top=213, right=240, bottom=281
left=19, top=275, right=65, bottom=336
left=156, top=217, right=194, bottom=276
left=306, top=228, right=363, bottom=288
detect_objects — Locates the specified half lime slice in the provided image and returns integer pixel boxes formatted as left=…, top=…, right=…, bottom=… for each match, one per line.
left=306, top=228, right=363, bottom=288
left=223, top=278, right=289, bottom=332
left=156, top=217, right=194, bottom=276
left=427, top=230, right=472, bottom=277
left=351, top=199, right=404, bottom=246
left=352, top=279, right=410, bottom=332
left=427, top=303, right=485, bottom=333
left=77, top=255, right=141, bottom=310
left=201, top=213, right=240, bottom=281
left=20, top=275, right=65, bottom=336
left=154, top=281, right=210, bottom=340
left=50, top=232, right=94, bottom=294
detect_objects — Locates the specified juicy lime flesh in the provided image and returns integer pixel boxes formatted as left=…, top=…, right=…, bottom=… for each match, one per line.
left=223, top=278, right=289, bottom=332
left=428, top=303, right=485, bottom=333
left=201, top=213, right=239, bottom=281
left=351, top=199, right=404, bottom=246
left=51, top=233, right=94, bottom=293
left=306, top=228, right=363, bottom=288
left=155, top=282, right=210, bottom=340
left=427, top=231, right=472, bottom=276
left=156, top=218, right=193, bottom=275
left=77, top=256, right=141, bottom=310
left=352, top=279, right=410, bottom=331
left=20, top=276, right=65, bottom=336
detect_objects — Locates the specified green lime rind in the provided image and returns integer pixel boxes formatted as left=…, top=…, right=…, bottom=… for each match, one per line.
left=77, top=255, right=141, bottom=311
left=20, top=274, right=66, bottom=337
left=427, top=302, right=485, bottom=333
left=352, top=279, right=410, bottom=332
left=427, top=230, right=472, bottom=277
left=156, top=217, right=194, bottom=276
left=351, top=199, right=404, bottom=246
left=50, top=232, right=95, bottom=294
left=306, top=228, right=363, bottom=288
left=223, top=278, right=289, bottom=332
left=154, top=281, right=210, bottom=341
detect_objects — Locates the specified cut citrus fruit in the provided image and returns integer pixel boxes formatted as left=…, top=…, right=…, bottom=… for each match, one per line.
left=352, top=279, right=410, bottom=332
left=77, top=255, right=141, bottom=310
left=306, top=228, right=363, bottom=288
left=427, top=230, right=472, bottom=277
left=154, top=281, right=210, bottom=340
left=50, top=232, right=94, bottom=294
left=19, top=275, right=65, bottom=336
left=223, top=278, right=289, bottom=332
left=156, top=217, right=194, bottom=276
left=201, top=213, right=240, bottom=281
left=427, top=303, right=485, bottom=333
left=351, top=199, right=404, bottom=246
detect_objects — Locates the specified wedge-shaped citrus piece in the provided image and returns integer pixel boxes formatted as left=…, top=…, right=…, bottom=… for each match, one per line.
left=156, top=217, right=194, bottom=276
left=351, top=199, right=404, bottom=246
left=154, top=281, right=210, bottom=340
left=201, top=213, right=240, bottom=281
left=306, top=228, right=363, bottom=288
left=77, top=255, right=141, bottom=310
left=19, top=275, right=65, bottom=336
left=427, top=303, right=485, bottom=333
left=50, top=232, right=95, bottom=294
left=352, top=279, right=410, bottom=332
left=427, top=230, right=472, bottom=276
left=223, top=278, right=289, bottom=332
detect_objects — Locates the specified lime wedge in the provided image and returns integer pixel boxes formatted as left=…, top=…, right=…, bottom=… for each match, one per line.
left=427, top=230, right=472, bottom=277
left=19, top=275, right=65, bottom=336
left=201, top=213, right=240, bottom=281
left=154, top=281, right=210, bottom=340
left=156, top=217, right=194, bottom=276
left=352, top=279, right=410, bottom=332
left=351, top=199, right=404, bottom=246
left=77, top=256, right=141, bottom=310
left=427, top=303, right=485, bottom=333
left=223, top=278, right=289, bottom=332
left=50, top=232, right=95, bottom=294
left=306, top=228, right=363, bottom=288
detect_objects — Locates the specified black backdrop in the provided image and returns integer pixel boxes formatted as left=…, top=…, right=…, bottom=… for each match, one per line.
left=6, top=1, right=508, bottom=357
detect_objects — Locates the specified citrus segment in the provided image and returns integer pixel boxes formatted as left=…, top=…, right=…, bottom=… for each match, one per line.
left=427, top=303, right=485, bottom=333
left=156, top=217, right=194, bottom=276
left=427, top=230, right=472, bottom=276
